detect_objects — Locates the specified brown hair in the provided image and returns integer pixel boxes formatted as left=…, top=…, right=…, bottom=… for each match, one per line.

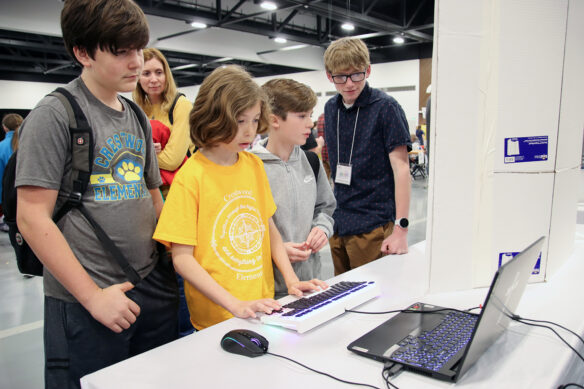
left=190, top=65, right=270, bottom=149
left=2, top=113, right=23, bottom=151
left=261, top=79, right=317, bottom=120
left=133, top=48, right=179, bottom=116
left=323, top=37, right=370, bottom=75
left=61, top=0, right=149, bottom=65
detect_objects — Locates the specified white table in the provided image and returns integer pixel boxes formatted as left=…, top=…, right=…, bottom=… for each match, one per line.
left=81, top=235, right=584, bottom=389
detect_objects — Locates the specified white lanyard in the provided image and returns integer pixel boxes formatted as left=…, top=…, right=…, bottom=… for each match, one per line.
left=336, top=107, right=360, bottom=165
left=335, top=107, right=360, bottom=185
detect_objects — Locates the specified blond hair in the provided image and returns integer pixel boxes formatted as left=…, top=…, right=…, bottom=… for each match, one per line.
left=190, top=65, right=270, bottom=148
left=261, top=79, right=317, bottom=120
left=133, top=48, right=179, bottom=116
left=323, top=37, right=370, bottom=74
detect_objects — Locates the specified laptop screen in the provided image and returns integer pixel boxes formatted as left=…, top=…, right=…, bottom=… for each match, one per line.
left=455, top=236, right=544, bottom=378
left=346, top=236, right=545, bottom=382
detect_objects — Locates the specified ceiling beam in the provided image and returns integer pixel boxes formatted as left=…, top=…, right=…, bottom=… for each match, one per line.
left=285, top=0, right=432, bottom=41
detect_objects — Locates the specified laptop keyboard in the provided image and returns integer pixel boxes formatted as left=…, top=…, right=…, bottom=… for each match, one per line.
left=390, top=311, right=478, bottom=372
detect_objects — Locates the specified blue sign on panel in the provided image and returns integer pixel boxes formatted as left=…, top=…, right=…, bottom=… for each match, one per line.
left=498, top=252, right=541, bottom=275
left=504, top=136, right=548, bottom=164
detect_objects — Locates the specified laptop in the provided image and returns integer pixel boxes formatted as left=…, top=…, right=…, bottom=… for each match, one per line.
left=347, top=236, right=545, bottom=382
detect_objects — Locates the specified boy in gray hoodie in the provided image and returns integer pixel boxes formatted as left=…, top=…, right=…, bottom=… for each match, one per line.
left=252, top=79, right=336, bottom=299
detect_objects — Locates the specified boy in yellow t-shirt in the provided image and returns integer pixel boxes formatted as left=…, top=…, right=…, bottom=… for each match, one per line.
left=153, top=65, right=326, bottom=330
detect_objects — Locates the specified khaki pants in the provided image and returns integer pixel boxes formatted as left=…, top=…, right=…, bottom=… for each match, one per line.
left=329, top=222, right=394, bottom=275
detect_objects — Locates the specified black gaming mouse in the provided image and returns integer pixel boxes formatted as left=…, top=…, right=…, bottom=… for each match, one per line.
left=220, top=329, right=269, bottom=358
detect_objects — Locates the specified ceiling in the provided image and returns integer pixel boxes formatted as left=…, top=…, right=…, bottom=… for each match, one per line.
left=0, top=0, right=434, bottom=87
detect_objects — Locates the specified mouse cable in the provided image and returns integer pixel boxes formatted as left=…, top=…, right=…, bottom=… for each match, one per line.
left=509, top=318, right=584, bottom=364
left=382, top=362, right=403, bottom=389
left=266, top=351, right=381, bottom=389
left=557, top=384, right=584, bottom=389
left=510, top=315, right=584, bottom=346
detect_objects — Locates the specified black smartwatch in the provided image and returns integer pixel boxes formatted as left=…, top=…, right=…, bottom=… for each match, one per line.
left=395, top=218, right=409, bottom=229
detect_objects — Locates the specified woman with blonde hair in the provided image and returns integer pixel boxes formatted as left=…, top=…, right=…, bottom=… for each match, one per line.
left=134, top=47, right=193, bottom=197
left=135, top=48, right=195, bottom=337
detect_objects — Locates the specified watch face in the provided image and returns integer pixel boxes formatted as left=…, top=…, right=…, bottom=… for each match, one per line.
left=398, top=218, right=409, bottom=228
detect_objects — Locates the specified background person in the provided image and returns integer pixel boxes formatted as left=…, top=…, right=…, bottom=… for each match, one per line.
left=134, top=47, right=195, bottom=336
left=316, top=112, right=332, bottom=181
left=300, top=130, right=324, bottom=155
left=133, top=47, right=193, bottom=198
left=0, top=113, right=23, bottom=232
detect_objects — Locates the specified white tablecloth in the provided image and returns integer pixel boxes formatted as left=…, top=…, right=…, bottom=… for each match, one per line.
left=81, top=234, right=584, bottom=389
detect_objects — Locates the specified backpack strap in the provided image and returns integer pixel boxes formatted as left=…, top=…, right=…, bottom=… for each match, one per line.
left=50, top=88, right=142, bottom=285
left=120, top=95, right=151, bottom=182
left=52, top=87, right=93, bottom=204
left=168, top=92, right=185, bottom=125
left=76, top=205, right=141, bottom=285
left=165, top=92, right=197, bottom=157
left=121, top=95, right=148, bottom=135
left=303, top=150, right=320, bottom=181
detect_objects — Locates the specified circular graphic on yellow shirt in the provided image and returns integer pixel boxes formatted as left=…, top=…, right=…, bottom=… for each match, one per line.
left=229, top=213, right=263, bottom=255
left=212, top=191, right=265, bottom=275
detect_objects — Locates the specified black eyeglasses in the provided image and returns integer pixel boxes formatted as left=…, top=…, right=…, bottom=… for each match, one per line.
left=331, top=70, right=367, bottom=84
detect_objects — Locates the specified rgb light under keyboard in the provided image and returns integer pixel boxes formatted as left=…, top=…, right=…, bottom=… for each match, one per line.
left=261, top=281, right=380, bottom=333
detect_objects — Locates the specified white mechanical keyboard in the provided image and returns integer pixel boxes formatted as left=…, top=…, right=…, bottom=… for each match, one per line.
left=260, top=281, right=381, bottom=333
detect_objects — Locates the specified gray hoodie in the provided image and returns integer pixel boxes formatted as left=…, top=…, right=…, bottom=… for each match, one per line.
left=251, top=139, right=336, bottom=298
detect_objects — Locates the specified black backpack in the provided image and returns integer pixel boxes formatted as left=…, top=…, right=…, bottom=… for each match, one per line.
left=167, top=92, right=185, bottom=125
left=168, top=92, right=198, bottom=158
left=303, top=150, right=320, bottom=181
left=2, top=87, right=148, bottom=284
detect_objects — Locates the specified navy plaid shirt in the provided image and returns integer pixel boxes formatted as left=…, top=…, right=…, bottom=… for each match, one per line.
left=324, top=83, right=411, bottom=236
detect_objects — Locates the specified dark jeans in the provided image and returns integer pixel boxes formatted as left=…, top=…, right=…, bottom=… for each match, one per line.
left=44, top=259, right=178, bottom=389
left=176, top=273, right=195, bottom=337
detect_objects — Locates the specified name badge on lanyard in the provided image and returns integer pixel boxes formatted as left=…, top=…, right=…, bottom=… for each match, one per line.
left=335, top=107, right=360, bottom=186
left=335, top=163, right=352, bottom=185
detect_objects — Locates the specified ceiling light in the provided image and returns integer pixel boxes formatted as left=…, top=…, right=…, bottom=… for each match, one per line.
left=190, top=21, right=207, bottom=29
left=257, top=44, right=308, bottom=55
left=341, top=22, right=355, bottom=31
left=208, top=57, right=233, bottom=64
left=342, top=0, right=354, bottom=32
left=171, top=64, right=199, bottom=71
left=260, top=1, right=277, bottom=10
left=393, top=35, right=405, bottom=44
left=280, top=44, right=307, bottom=52
left=274, top=37, right=287, bottom=44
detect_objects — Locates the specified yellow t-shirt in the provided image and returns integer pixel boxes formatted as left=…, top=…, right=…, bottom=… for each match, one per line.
left=153, top=151, right=276, bottom=329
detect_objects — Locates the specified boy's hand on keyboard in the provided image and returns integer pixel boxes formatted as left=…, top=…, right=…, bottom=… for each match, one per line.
left=230, top=298, right=282, bottom=319
left=287, top=279, right=328, bottom=297
left=305, top=227, right=328, bottom=253
left=284, top=242, right=312, bottom=262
